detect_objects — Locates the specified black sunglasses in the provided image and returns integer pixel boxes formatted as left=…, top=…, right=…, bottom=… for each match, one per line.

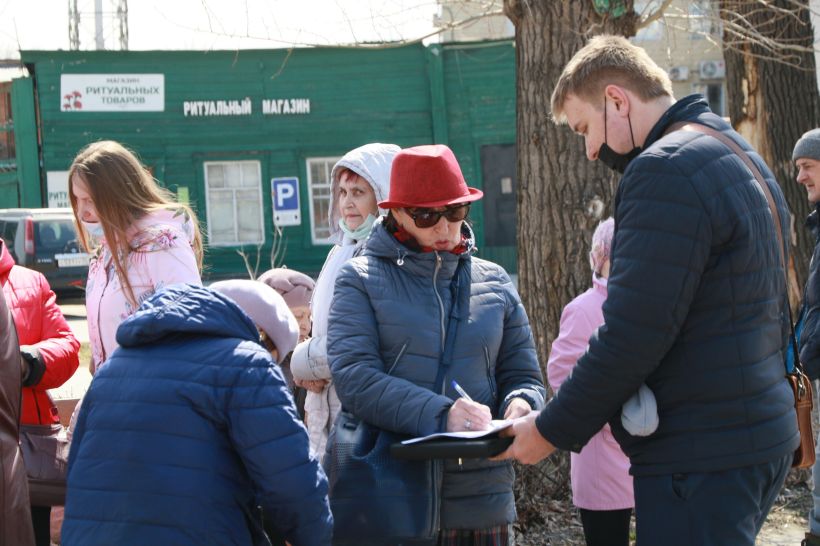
left=404, top=204, right=470, bottom=229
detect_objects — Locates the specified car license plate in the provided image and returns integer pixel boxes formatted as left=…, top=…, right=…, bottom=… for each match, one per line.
left=55, top=253, right=90, bottom=268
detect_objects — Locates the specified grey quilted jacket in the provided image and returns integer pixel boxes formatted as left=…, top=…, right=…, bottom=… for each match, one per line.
left=327, top=219, right=545, bottom=530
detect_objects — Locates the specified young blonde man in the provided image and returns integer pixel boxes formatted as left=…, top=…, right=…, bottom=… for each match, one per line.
left=499, top=35, right=798, bottom=545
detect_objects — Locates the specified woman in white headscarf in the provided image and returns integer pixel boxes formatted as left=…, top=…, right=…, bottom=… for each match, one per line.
left=291, top=142, right=399, bottom=458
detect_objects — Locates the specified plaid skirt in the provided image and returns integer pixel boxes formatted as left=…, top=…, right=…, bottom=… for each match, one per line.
left=437, top=524, right=515, bottom=546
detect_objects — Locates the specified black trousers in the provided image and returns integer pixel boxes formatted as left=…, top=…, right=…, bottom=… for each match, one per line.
left=30, top=505, right=51, bottom=546
left=578, top=507, right=632, bottom=546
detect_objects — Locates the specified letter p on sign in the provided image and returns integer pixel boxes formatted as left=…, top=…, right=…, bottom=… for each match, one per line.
left=271, top=177, right=301, bottom=227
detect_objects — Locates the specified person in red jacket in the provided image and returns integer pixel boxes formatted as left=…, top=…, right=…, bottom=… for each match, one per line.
left=0, top=238, right=79, bottom=546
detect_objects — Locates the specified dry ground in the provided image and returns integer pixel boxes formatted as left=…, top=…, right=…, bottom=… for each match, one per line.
left=514, top=458, right=812, bottom=546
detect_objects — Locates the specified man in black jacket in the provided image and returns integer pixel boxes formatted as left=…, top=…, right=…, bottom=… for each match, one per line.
left=500, top=35, right=798, bottom=545
left=792, top=129, right=820, bottom=546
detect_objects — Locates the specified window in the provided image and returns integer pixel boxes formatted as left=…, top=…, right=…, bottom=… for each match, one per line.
left=204, top=160, right=264, bottom=246
left=35, top=220, right=76, bottom=252
left=688, top=1, right=721, bottom=39
left=0, top=86, right=13, bottom=163
left=306, top=157, right=340, bottom=245
left=692, top=82, right=725, bottom=117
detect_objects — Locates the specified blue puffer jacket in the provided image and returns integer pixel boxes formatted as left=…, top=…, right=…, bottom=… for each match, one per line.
left=327, top=219, right=545, bottom=531
left=799, top=205, right=820, bottom=379
left=63, top=284, right=333, bottom=546
left=537, top=95, right=799, bottom=476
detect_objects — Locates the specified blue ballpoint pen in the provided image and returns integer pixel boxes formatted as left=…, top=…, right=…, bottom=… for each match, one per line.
left=451, top=379, right=474, bottom=401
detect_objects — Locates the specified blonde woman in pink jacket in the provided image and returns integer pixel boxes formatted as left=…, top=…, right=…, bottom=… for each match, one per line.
left=69, top=141, right=204, bottom=374
left=547, top=217, right=634, bottom=546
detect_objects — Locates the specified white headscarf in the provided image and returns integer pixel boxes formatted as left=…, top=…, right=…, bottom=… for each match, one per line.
left=326, top=142, right=400, bottom=246
left=312, top=143, right=400, bottom=337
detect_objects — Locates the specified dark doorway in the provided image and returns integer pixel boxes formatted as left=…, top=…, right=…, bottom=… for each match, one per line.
left=480, top=144, right=517, bottom=247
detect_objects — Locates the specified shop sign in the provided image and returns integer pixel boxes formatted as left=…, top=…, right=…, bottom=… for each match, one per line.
left=60, top=74, right=164, bottom=112
left=262, top=98, right=310, bottom=115
left=183, top=98, right=252, bottom=117
left=46, top=171, right=69, bottom=208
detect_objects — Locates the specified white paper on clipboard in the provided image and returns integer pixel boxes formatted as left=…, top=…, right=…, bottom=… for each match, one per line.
left=401, top=419, right=512, bottom=445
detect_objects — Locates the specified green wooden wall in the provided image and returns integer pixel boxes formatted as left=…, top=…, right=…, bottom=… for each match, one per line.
left=21, top=40, right=518, bottom=278
left=0, top=170, right=18, bottom=207
left=439, top=42, right=517, bottom=273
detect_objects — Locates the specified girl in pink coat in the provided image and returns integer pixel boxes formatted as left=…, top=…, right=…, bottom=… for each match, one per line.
left=66, top=141, right=203, bottom=443
left=68, top=141, right=203, bottom=373
left=547, top=217, right=633, bottom=546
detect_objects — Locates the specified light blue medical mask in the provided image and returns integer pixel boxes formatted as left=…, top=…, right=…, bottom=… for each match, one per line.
left=338, top=214, right=376, bottom=241
left=82, top=220, right=105, bottom=239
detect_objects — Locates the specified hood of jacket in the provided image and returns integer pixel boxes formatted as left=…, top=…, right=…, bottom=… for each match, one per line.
left=126, top=206, right=197, bottom=251
left=115, top=283, right=260, bottom=349
left=328, top=143, right=400, bottom=245
left=0, top=239, right=14, bottom=280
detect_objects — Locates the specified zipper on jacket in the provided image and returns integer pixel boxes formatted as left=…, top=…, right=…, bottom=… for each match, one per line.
left=430, top=457, right=443, bottom=538
left=386, top=342, right=408, bottom=376
left=9, top=276, right=45, bottom=424
left=433, top=252, right=448, bottom=396
left=484, top=345, right=498, bottom=400
left=433, top=252, right=445, bottom=352
left=95, top=255, right=113, bottom=366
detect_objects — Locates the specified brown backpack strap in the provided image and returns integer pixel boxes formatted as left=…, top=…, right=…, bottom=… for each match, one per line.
left=665, top=122, right=786, bottom=272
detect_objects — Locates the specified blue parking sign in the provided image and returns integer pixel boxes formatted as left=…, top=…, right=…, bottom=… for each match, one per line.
left=271, top=177, right=301, bottom=227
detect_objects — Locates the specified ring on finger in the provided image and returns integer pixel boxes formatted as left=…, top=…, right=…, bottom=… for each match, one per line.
left=465, top=419, right=472, bottom=430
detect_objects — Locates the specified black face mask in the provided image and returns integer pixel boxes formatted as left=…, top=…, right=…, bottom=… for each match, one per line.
left=598, top=98, right=641, bottom=174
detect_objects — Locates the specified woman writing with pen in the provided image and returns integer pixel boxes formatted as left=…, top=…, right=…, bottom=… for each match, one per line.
left=327, top=145, right=545, bottom=546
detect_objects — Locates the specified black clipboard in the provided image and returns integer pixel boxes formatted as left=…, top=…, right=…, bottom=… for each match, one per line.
left=390, top=434, right=512, bottom=460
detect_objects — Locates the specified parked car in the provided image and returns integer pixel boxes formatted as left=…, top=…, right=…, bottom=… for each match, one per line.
left=0, top=208, right=89, bottom=293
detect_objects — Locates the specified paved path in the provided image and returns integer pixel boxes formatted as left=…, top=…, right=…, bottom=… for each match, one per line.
left=57, top=295, right=88, bottom=344
left=53, top=295, right=91, bottom=408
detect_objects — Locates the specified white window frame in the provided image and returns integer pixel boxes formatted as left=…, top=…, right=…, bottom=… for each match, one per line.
left=306, top=156, right=341, bottom=245
left=203, top=160, right=265, bottom=247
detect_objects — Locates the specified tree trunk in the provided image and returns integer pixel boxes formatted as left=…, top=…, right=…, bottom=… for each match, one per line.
left=503, top=0, right=637, bottom=371
left=720, top=0, right=820, bottom=307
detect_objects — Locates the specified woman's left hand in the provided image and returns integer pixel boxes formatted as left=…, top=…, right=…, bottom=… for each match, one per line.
left=503, top=397, right=532, bottom=420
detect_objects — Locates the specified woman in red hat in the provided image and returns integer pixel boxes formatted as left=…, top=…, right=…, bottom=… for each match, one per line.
left=326, top=144, right=545, bottom=545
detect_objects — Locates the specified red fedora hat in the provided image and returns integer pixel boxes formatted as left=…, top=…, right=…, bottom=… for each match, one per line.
left=378, top=144, right=483, bottom=209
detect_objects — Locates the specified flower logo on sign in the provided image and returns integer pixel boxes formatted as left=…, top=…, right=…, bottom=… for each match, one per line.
left=63, top=90, right=83, bottom=111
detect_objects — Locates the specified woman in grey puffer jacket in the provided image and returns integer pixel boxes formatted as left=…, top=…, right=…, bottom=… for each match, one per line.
left=327, top=145, right=545, bottom=546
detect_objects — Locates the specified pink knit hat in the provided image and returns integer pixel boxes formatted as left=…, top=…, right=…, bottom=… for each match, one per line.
left=210, top=280, right=299, bottom=363
left=257, top=268, right=315, bottom=309
left=589, top=217, right=615, bottom=275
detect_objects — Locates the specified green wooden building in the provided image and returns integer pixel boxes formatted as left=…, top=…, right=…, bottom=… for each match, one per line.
left=8, top=40, right=518, bottom=278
